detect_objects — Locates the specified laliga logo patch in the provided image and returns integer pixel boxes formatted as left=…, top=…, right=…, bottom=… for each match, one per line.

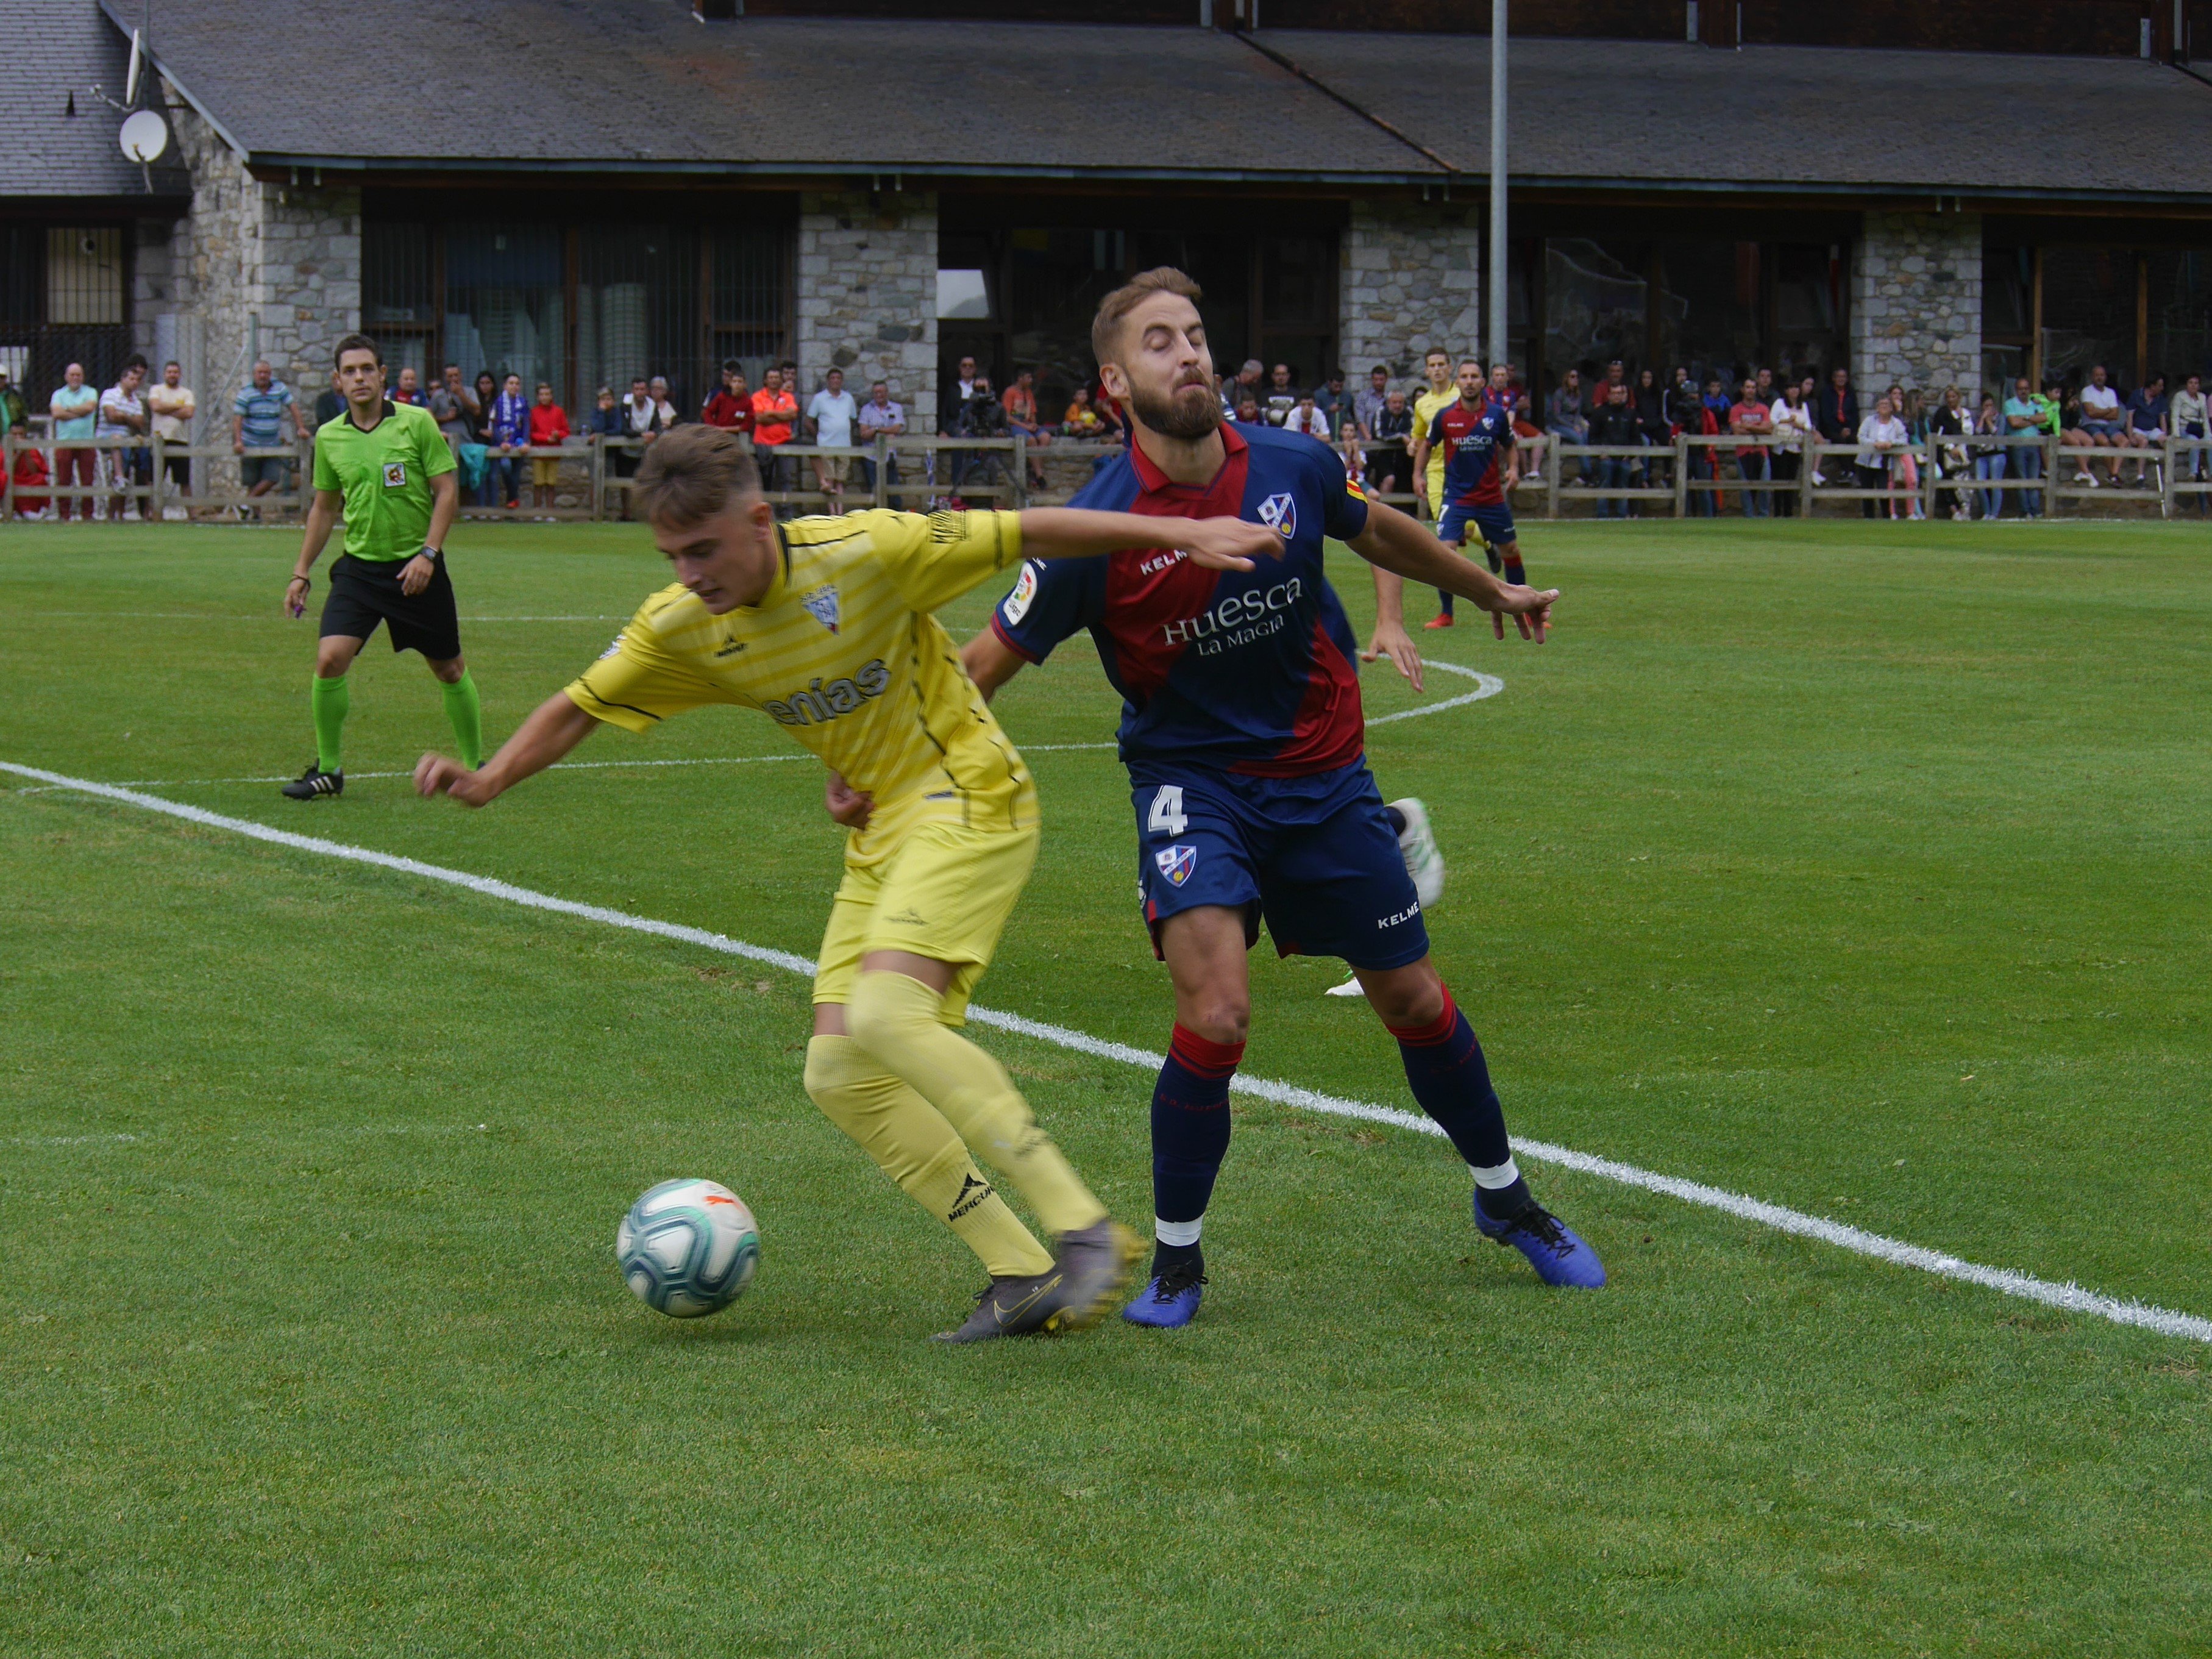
left=382, top=461, right=408, bottom=489
left=1256, top=491, right=1296, bottom=538
left=1154, top=843, right=1199, bottom=888
left=1002, top=560, right=1041, bottom=625
left=801, top=585, right=841, bottom=634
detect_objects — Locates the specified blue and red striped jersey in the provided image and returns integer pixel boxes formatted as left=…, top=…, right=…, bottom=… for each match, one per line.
left=1426, top=393, right=1515, bottom=508
left=990, top=421, right=1373, bottom=777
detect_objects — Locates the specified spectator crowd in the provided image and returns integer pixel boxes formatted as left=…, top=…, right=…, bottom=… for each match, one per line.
left=8, top=338, right=2207, bottom=523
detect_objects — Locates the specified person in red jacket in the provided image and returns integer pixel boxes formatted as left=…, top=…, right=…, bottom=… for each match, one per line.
left=527, top=383, right=571, bottom=511
left=700, top=360, right=756, bottom=438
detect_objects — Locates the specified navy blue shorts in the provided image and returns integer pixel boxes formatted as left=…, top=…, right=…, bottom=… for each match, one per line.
left=1439, top=501, right=1515, bottom=549
left=1128, top=759, right=1429, bottom=971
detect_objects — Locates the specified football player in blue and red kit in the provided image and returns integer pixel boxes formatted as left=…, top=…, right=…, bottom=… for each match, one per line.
left=961, top=268, right=1606, bottom=1327
left=1409, top=359, right=1529, bottom=635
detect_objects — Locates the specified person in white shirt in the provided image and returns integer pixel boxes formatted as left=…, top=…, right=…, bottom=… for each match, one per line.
left=95, top=354, right=149, bottom=523
left=2075, top=364, right=2128, bottom=485
left=1766, top=384, right=1815, bottom=515
left=146, top=360, right=198, bottom=502
left=2171, top=371, right=2210, bottom=507
left=805, top=366, right=860, bottom=505
left=1854, top=394, right=1908, bottom=520
left=1283, top=391, right=1332, bottom=439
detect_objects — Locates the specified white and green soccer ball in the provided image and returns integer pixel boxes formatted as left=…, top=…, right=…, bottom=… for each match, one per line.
left=616, top=1178, right=760, bottom=1318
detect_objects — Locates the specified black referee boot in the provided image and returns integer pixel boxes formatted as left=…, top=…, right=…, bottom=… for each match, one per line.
left=281, top=763, right=343, bottom=800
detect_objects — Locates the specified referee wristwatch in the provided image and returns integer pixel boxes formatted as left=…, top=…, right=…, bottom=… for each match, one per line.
left=419, top=543, right=443, bottom=560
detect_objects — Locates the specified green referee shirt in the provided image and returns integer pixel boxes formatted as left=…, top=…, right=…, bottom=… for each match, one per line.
left=311, top=402, right=455, bottom=562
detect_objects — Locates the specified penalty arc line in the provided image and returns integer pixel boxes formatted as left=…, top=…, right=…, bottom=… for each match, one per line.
left=7, top=758, right=2208, bottom=1349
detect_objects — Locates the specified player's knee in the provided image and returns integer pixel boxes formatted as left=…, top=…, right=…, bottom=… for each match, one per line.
left=1182, top=994, right=1249, bottom=1047
left=1365, top=968, right=1445, bottom=1028
left=314, top=643, right=354, bottom=677
left=844, top=969, right=933, bottom=1058
left=430, top=655, right=466, bottom=684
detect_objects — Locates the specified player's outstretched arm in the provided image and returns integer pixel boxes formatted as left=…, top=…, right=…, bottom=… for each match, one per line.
left=1016, top=507, right=1281, bottom=572
left=1348, top=498, right=1559, bottom=643
left=416, top=689, right=598, bottom=807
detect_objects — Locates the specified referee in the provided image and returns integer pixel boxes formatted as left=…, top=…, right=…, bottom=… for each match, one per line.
left=282, top=334, right=481, bottom=799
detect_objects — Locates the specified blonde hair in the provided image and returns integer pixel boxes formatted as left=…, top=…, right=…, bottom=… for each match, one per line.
left=1091, top=266, right=1203, bottom=370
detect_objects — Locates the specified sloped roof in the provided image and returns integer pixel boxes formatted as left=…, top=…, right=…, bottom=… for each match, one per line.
left=1260, top=30, right=2212, bottom=202
left=2, top=0, right=187, bottom=198
left=109, top=0, right=1442, bottom=181
left=82, top=0, right=2212, bottom=204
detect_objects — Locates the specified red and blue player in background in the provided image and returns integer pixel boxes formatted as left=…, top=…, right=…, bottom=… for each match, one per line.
left=962, top=268, right=1603, bottom=1327
left=1410, top=359, right=1529, bottom=633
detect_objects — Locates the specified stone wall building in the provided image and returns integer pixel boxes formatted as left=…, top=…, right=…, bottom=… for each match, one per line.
left=15, top=0, right=2212, bottom=456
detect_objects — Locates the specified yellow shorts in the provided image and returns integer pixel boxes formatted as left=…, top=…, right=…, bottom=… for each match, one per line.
left=813, top=821, right=1040, bottom=1025
left=530, top=456, right=561, bottom=487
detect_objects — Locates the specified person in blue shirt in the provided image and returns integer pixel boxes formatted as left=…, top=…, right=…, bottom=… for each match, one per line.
left=2125, top=374, right=2168, bottom=488
left=955, top=266, right=1605, bottom=1326
left=487, top=372, right=530, bottom=508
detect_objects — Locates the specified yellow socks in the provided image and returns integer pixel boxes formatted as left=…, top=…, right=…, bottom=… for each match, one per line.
left=844, top=968, right=1108, bottom=1240
left=803, top=1035, right=1052, bottom=1279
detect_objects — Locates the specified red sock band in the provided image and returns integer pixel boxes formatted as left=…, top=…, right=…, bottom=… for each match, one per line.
left=1384, top=986, right=1460, bottom=1047
left=1169, top=1024, right=1246, bottom=1078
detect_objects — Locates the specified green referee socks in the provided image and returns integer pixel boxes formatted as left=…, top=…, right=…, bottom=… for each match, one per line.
left=310, top=674, right=350, bottom=773
left=441, top=670, right=483, bottom=769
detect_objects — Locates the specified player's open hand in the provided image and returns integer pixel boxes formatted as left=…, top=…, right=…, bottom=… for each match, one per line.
left=824, top=769, right=874, bottom=831
left=1361, top=621, right=1424, bottom=692
left=1482, top=583, right=1559, bottom=644
left=414, top=751, right=496, bottom=807
left=1173, top=515, right=1286, bottom=573
left=399, top=552, right=436, bottom=596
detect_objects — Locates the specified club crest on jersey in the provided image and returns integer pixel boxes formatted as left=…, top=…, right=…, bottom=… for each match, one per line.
left=1154, top=844, right=1198, bottom=887
left=382, top=461, right=408, bottom=489
left=1256, top=491, right=1296, bottom=538
left=801, top=585, right=841, bottom=633
left=1002, top=560, right=1040, bottom=625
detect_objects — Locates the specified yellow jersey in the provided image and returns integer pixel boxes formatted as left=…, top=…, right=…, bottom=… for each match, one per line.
left=1414, top=384, right=1456, bottom=508
left=566, top=509, right=1037, bottom=865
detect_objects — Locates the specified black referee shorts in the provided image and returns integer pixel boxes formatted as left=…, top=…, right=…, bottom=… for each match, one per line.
left=319, top=552, right=463, bottom=660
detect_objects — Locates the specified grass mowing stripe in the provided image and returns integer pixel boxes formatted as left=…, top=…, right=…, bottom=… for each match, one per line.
left=12, top=755, right=2208, bottom=1350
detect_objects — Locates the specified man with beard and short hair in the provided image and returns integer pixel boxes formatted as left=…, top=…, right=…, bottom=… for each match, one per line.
left=958, top=268, right=1604, bottom=1328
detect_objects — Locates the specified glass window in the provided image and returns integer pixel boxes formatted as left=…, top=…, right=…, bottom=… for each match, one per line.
left=444, top=224, right=565, bottom=405
left=2147, top=249, right=2212, bottom=387
left=46, top=228, right=123, bottom=326
left=1657, top=238, right=1761, bottom=386
left=1983, top=244, right=2031, bottom=338
left=2040, top=245, right=2133, bottom=391
left=1545, top=239, right=1649, bottom=385
left=936, top=269, right=992, bottom=320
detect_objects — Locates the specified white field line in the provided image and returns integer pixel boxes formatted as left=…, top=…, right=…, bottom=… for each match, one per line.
left=9, top=759, right=2209, bottom=1349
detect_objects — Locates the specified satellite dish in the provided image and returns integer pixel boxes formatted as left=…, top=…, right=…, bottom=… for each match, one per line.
left=119, top=108, right=168, bottom=163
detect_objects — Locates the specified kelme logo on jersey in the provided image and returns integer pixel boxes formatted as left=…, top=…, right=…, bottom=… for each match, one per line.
left=1256, top=491, right=1297, bottom=538
left=382, top=461, right=408, bottom=489
left=801, top=585, right=841, bottom=633
left=1154, top=844, right=1198, bottom=887
left=1001, top=560, right=1041, bottom=625
left=762, top=657, right=889, bottom=727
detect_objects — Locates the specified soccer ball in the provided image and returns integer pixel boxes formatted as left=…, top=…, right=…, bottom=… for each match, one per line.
left=616, top=1178, right=760, bottom=1318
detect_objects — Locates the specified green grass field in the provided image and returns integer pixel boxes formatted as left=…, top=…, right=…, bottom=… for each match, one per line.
left=4, top=516, right=2210, bottom=1657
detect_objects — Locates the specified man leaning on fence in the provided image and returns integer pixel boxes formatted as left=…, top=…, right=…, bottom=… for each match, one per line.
left=149, top=361, right=197, bottom=506
left=98, top=355, right=150, bottom=523
left=857, top=379, right=904, bottom=499
left=51, top=363, right=98, bottom=523
left=233, top=361, right=299, bottom=521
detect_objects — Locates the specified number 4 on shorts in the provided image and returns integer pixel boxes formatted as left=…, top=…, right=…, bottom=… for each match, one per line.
left=1148, top=784, right=1188, bottom=837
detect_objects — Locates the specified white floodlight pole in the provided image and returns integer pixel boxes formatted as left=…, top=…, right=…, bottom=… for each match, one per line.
left=1487, top=0, right=1508, bottom=370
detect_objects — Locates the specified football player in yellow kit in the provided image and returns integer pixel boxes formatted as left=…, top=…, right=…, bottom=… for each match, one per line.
left=414, top=425, right=1278, bottom=1343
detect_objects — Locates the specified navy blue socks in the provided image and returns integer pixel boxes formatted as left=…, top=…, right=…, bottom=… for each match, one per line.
left=1384, top=987, right=1531, bottom=1220
left=1150, top=1024, right=1245, bottom=1274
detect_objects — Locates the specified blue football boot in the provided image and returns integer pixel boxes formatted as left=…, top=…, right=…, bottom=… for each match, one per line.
left=1121, top=1258, right=1206, bottom=1328
left=1474, top=1194, right=1607, bottom=1288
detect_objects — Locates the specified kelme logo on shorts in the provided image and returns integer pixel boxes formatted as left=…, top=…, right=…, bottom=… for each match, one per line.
left=763, top=657, right=889, bottom=727
left=382, top=461, right=408, bottom=488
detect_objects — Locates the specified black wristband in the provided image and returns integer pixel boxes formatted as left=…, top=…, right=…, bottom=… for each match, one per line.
left=289, top=574, right=311, bottom=590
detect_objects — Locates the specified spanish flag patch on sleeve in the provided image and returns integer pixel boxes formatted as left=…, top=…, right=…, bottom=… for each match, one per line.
left=1345, top=477, right=1368, bottom=502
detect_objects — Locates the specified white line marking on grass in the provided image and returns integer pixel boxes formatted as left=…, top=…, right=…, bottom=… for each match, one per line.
left=4, top=1131, right=141, bottom=1146
left=1366, top=660, right=1504, bottom=725
left=10, top=759, right=2208, bottom=1348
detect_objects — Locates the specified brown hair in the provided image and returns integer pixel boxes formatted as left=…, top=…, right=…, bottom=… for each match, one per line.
left=633, top=424, right=762, bottom=526
left=1090, top=266, right=1203, bottom=370
left=333, top=332, right=382, bottom=367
